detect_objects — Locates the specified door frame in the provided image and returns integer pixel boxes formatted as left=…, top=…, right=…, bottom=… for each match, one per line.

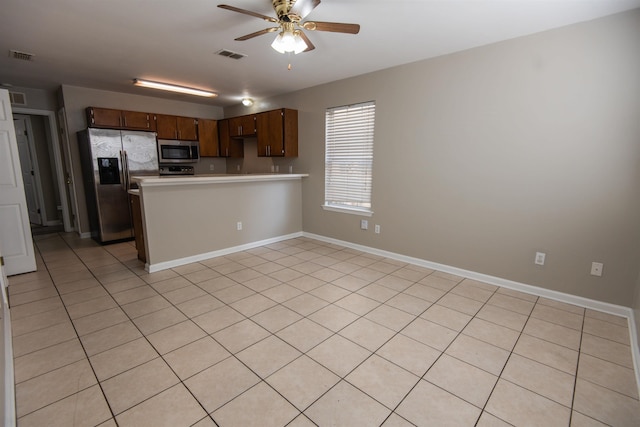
left=13, top=114, right=46, bottom=226
left=12, top=107, right=73, bottom=232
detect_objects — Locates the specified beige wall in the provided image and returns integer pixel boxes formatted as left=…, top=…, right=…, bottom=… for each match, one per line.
left=9, top=86, right=58, bottom=111
left=60, top=85, right=224, bottom=234
left=226, top=139, right=297, bottom=175
left=229, top=10, right=640, bottom=306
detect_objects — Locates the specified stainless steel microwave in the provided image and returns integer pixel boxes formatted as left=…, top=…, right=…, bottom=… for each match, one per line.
left=157, top=139, right=199, bottom=163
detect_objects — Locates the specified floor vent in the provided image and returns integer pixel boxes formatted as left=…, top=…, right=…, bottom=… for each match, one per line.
left=216, top=49, right=247, bottom=60
left=9, top=91, right=27, bottom=106
left=9, top=49, right=35, bottom=62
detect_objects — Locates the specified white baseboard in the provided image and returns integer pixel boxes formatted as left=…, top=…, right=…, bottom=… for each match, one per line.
left=146, top=232, right=304, bottom=273
left=303, top=232, right=640, bottom=396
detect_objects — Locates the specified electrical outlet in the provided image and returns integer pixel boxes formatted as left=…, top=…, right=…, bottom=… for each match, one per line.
left=591, top=262, right=603, bottom=277
left=360, top=219, right=368, bottom=230
left=374, top=224, right=381, bottom=234
left=210, top=164, right=215, bottom=171
left=535, top=252, right=546, bottom=266
left=236, top=221, right=242, bottom=231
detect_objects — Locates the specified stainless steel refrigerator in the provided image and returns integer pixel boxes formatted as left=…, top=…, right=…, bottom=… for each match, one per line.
left=78, top=128, right=158, bottom=243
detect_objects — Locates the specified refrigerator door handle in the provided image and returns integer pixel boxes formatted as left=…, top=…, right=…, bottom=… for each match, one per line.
left=119, top=150, right=127, bottom=191
left=123, top=150, right=130, bottom=192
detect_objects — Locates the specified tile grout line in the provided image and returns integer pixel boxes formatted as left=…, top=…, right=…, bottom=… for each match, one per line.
left=474, top=293, right=539, bottom=426
left=568, top=313, right=587, bottom=427
left=382, top=279, right=504, bottom=426
left=20, top=233, right=119, bottom=425
left=39, top=233, right=224, bottom=425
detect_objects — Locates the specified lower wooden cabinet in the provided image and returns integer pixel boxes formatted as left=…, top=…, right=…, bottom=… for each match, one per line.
left=130, top=193, right=146, bottom=263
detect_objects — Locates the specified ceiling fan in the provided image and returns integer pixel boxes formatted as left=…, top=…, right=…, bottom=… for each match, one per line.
left=218, top=0, right=360, bottom=54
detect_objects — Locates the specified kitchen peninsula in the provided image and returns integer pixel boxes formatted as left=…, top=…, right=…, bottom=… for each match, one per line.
left=131, top=173, right=308, bottom=272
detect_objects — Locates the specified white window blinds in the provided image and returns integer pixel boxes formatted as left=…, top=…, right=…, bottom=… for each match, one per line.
left=324, top=101, right=375, bottom=213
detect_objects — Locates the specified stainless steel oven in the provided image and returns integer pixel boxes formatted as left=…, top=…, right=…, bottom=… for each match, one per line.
left=157, top=139, right=200, bottom=163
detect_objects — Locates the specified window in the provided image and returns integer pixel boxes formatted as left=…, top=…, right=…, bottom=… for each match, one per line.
left=323, top=101, right=376, bottom=216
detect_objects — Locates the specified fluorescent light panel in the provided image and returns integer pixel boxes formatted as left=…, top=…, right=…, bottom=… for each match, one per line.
left=134, top=79, right=217, bottom=97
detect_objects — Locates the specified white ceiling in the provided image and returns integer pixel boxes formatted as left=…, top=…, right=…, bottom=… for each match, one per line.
left=1, top=0, right=638, bottom=107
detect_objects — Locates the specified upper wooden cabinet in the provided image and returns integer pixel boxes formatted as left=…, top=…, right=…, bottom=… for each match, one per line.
left=156, top=114, right=198, bottom=140
left=86, top=107, right=156, bottom=131
left=198, top=119, right=219, bottom=157
left=228, top=114, right=256, bottom=137
left=218, top=119, right=244, bottom=158
left=256, top=109, right=298, bottom=157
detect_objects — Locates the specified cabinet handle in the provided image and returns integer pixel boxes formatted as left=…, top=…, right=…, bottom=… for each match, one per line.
left=176, top=130, right=180, bottom=139
left=123, top=116, right=127, bottom=127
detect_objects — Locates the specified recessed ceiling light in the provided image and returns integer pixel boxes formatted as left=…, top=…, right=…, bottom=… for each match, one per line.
left=133, top=79, right=217, bottom=97
left=242, top=98, right=254, bottom=106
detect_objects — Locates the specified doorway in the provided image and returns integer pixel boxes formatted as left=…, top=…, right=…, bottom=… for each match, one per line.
left=11, top=108, right=73, bottom=234
left=13, top=115, right=46, bottom=227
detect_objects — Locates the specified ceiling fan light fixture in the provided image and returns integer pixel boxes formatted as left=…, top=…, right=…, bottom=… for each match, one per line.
left=241, top=97, right=254, bottom=106
left=271, top=30, right=307, bottom=54
left=133, top=79, right=217, bottom=97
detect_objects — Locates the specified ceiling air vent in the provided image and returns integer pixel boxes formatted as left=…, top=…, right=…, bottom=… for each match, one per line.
left=9, top=91, right=27, bottom=106
left=9, top=50, right=35, bottom=62
left=216, top=49, right=247, bottom=60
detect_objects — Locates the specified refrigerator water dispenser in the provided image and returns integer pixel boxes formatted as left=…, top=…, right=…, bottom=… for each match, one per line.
left=97, top=157, right=121, bottom=185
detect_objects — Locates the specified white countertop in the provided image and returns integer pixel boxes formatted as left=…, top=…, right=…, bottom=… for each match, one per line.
left=131, top=173, right=308, bottom=187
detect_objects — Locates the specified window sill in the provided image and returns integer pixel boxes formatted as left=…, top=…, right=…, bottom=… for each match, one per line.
left=322, top=204, right=373, bottom=217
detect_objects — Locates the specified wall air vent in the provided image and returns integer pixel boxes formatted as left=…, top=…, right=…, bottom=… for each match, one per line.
left=216, top=49, right=247, bottom=60
left=9, top=91, right=27, bottom=106
left=9, top=50, right=35, bottom=61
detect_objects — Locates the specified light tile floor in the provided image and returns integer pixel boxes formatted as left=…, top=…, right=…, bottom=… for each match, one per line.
left=8, top=232, right=640, bottom=426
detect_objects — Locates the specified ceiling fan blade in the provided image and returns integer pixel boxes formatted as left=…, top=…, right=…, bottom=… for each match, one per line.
left=297, top=30, right=315, bottom=52
left=302, top=21, right=360, bottom=34
left=289, top=0, right=321, bottom=19
left=218, top=4, right=278, bottom=23
left=235, top=27, right=279, bottom=41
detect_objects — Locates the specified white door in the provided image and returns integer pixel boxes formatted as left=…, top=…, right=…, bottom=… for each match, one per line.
left=13, top=116, right=42, bottom=225
left=0, top=89, right=36, bottom=276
